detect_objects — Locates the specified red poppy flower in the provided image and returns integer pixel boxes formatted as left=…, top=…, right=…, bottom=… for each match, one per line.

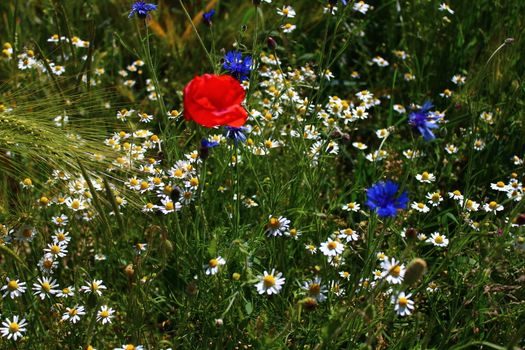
left=183, top=74, right=248, bottom=127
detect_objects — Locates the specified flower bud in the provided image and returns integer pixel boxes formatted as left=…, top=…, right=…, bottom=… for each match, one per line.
left=125, top=264, right=135, bottom=277
left=515, top=213, right=525, bottom=226
left=405, top=227, right=418, bottom=240
left=403, top=258, right=427, bottom=286
left=300, top=297, right=318, bottom=311
left=267, top=36, right=277, bottom=50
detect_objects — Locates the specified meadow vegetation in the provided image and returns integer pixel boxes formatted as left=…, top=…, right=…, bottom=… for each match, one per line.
left=0, top=0, right=524, bottom=349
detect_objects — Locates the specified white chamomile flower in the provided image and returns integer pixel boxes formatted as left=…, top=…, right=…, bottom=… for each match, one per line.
left=205, top=256, right=226, bottom=275
left=265, top=215, right=291, bottom=237
left=416, top=171, right=435, bottom=183
left=62, top=305, right=86, bottom=324
left=427, top=232, right=449, bottom=247
left=32, top=277, right=59, bottom=300
left=426, top=192, right=443, bottom=206
left=0, top=315, right=27, bottom=340
left=97, top=305, right=115, bottom=324
left=302, top=277, right=328, bottom=302
left=338, top=228, right=359, bottom=242
left=483, top=201, right=504, bottom=214
left=80, top=279, right=107, bottom=296
left=255, top=269, right=285, bottom=295
left=392, top=291, right=415, bottom=316
left=342, top=202, right=360, bottom=212
left=319, top=239, right=345, bottom=257
left=1, top=278, right=27, bottom=299
left=381, top=258, right=405, bottom=284
left=411, top=202, right=430, bottom=213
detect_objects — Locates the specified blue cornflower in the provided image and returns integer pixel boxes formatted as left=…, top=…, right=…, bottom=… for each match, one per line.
left=129, top=1, right=158, bottom=18
left=199, top=138, right=220, bottom=160
left=223, top=51, right=252, bottom=81
left=408, top=101, right=439, bottom=141
left=366, top=181, right=409, bottom=218
left=203, top=9, right=216, bottom=25
left=224, top=126, right=248, bottom=145
left=201, top=138, right=219, bottom=148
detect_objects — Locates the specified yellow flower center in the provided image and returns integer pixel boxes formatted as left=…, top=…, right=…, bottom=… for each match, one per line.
left=496, top=181, right=505, bottom=188
left=309, top=284, right=321, bottom=295
left=327, top=241, right=337, bottom=250
left=390, top=265, right=401, bottom=277
left=421, top=172, right=429, bottom=180
left=398, top=297, right=408, bottom=307
left=69, top=308, right=78, bottom=316
left=50, top=245, right=61, bottom=254
left=488, top=201, right=498, bottom=209
left=100, top=310, right=110, bottom=318
left=435, top=235, right=443, bottom=244
left=417, top=203, right=425, bottom=209
left=344, top=229, right=354, bottom=236
left=190, top=178, right=199, bottom=187
left=23, top=178, right=32, bottom=186
left=453, top=190, right=461, bottom=196
left=9, top=322, right=19, bottom=332
left=7, top=280, right=19, bottom=290
left=43, top=259, right=53, bottom=269
left=125, top=345, right=135, bottom=350
left=289, top=228, right=297, bottom=236
left=269, top=218, right=281, bottom=229
left=209, top=259, right=218, bottom=268
left=431, top=193, right=441, bottom=202
left=165, top=202, right=174, bottom=211
left=263, top=275, right=276, bottom=288
left=42, top=282, right=51, bottom=292
left=130, top=178, right=139, bottom=186
left=71, top=200, right=80, bottom=209
left=140, top=181, right=149, bottom=190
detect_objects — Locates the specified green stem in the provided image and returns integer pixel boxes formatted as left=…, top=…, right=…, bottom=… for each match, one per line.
left=179, top=0, right=215, bottom=72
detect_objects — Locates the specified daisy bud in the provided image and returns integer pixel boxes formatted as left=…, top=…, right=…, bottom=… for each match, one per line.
left=125, top=264, right=135, bottom=277
left=405, top=227, right=418, bottom=240
left=300, top=297, right=318, bottom=311
left=215, top=318, right=223, bottom=327
left=515, top=213, right=525, bottom=226
left=163, top=239, right=173, bottom=253
left=232, top=272, right=241, bottom=281
left=186, top=281, right=198, bottom=296
left=403, top=258, right=427, bottom=286
left=39, top=196, right=50, bottom=206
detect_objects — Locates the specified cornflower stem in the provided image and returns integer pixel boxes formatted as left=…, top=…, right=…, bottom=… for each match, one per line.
left=137, top=21, right=173, bottom=160
left=233, top=144, right=241, bottom=238
left=178, top=0, right=216, bottom=72
left=198, top=160, right=209, bottom=238
left=246, top=5, right=260, bottom=105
